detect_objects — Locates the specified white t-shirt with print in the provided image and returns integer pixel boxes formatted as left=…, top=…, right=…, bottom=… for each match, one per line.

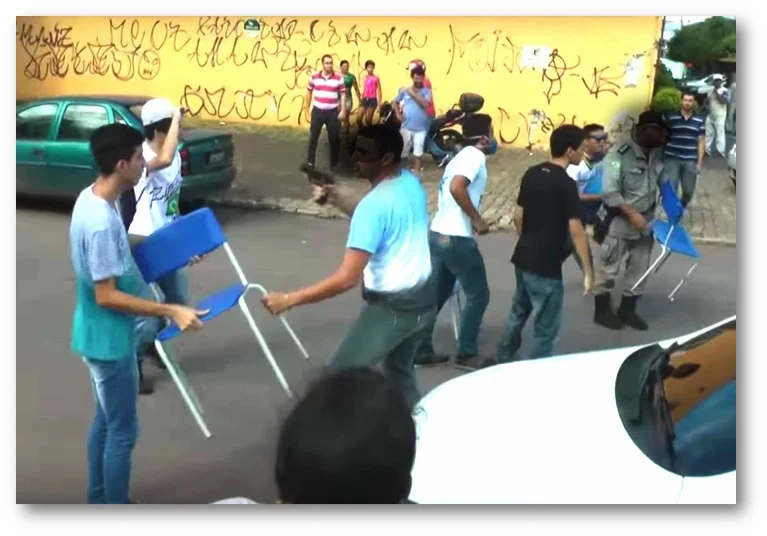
left=430, top=146, right=487, bottom=238
left=128, top=142, right=183, bottom=237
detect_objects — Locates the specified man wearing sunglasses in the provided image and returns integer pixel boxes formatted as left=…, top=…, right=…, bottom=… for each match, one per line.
left=565, top=123, right=608, bottom=272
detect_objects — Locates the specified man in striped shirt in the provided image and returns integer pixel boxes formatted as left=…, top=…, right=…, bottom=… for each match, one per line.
left=663, top=91, right=705, bottom=207
left=305, top=54, right=347, bottom=172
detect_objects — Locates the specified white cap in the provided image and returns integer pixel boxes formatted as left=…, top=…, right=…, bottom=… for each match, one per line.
left=712, top=74, right=724, bottom=81
left=141, top=98, right=175, bottom=126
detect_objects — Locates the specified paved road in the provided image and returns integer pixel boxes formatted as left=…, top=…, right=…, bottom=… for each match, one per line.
left=16, top=205, right=736, bottom=504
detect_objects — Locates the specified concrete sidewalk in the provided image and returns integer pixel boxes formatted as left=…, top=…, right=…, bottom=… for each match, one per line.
left=198, top=121, right=736, bottom=246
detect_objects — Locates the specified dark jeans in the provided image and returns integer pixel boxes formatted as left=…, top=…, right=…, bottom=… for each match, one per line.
left=84, top=356, right=139, bottom=504
left=496, top=267, right=564, bottom=362
left=415, top=231, right=490, bottom=360
left=328, top=292, right=436, bottom=409
left=307, top=107, right=341, bottom=168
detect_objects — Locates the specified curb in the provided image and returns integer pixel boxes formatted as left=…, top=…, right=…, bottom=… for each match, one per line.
left=210, top=196, right=736, bottom=247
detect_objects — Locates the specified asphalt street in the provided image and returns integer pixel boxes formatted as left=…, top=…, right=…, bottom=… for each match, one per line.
left=16, top=205, right=737, bottom=504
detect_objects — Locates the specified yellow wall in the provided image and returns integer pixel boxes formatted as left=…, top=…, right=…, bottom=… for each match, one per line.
left=16, top=16, right=661, bottom=148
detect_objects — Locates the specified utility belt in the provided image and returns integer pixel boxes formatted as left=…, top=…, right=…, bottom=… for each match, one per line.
left=593, top=202, right=656, bottom=244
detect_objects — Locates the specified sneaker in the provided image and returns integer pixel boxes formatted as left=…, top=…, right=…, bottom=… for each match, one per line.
left=414, top=355, right=450, bottom=367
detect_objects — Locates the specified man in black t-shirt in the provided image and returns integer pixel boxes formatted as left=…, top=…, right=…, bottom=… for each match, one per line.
left=488, top=125, right=594, bottom=366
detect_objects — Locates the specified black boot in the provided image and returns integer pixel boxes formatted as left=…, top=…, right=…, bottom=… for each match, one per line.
left=617, top=295, right=649, bottom=331
left=594, top=294, right=623, bottom=330
left=138, top=361, right=155, bottom=395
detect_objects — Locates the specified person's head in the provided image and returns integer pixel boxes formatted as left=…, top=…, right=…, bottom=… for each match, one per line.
left=89, top=123, right=146, bottom=187
left=633, top=110, right=670, bottom=149
left=275, top=368, right=416, bottom=504
left=352, top=123, right=403, bottom=181
left=141, top=98, right=176, bottom=142
left=365, top=59, right=375, bottom=74
left=408, top=59, right=426, bottom=74
left=462, top=113, right=496, bottom=154
left=340, top=60, right=349, bottom=74
left=410, top=65, right=425, bottom=88
left=550, top=124, right=585, bottom=165
left=681, top=90, right=696, bottom=112
left=713, top=74, right=724, bottom=89
left=582, top=123, right=607, bottom=157
left=322, top=54, right=333, bottom=74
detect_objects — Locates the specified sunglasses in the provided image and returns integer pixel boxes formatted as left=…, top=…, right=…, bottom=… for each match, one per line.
left=589, top=134, right=608, bottom=141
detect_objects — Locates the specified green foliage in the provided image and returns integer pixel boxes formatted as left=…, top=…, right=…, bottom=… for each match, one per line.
left=651, top=87, right=683, bottom=114
left=654, top=63, right=677, bottom=95
left=667, top=16, right=736, bottom=72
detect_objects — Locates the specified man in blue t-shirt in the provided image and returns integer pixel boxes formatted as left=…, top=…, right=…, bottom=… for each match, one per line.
left=70, top=123, right=207, bottom=504
left=394, top=65, right=432, bottom=175
left=261, top=124, right=436, bottom=408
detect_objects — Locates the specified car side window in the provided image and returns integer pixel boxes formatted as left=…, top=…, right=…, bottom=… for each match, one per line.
left=17, top=103, right=59, bottom=141
left=114, top=112, right=128, bottom=125
left=57, top=104, right=110, bottom=141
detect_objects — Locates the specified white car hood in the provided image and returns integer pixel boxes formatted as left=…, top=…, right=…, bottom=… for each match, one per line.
left=409, top=317, right=736, bottom=504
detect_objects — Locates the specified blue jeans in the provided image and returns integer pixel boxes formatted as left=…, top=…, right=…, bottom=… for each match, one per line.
left=136, top=268, right=190, bottom=358
left=415, top=231, right=490, bottom=360
left=496, top=267, right=564, bottom=362
left=84, top=356, right=139, bottom=504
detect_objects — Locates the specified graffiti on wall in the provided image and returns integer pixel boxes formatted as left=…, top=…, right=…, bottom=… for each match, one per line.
left=16, top=16, right=659, bottom=148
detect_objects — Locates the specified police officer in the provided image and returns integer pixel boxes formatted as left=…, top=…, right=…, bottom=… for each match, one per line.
left=592, top=111, right=670, bottom=331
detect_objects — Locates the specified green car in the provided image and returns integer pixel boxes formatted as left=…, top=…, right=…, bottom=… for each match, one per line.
left=16, top=95, right=236, bottom=203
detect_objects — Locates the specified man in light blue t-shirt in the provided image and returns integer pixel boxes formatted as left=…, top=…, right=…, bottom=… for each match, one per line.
left=70, top=123, right=207, bottom=504
left=394, top=65, right=432, bottom=175
left=261, top=124, right=436, bottom=408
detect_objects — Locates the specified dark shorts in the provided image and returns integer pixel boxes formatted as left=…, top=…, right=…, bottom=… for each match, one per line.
left=361, top=98, right=378, bottom=109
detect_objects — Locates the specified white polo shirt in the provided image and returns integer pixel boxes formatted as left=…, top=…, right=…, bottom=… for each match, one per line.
left=430, top=146, right=487, bottom=237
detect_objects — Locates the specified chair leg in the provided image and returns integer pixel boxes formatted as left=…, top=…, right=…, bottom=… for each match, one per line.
left=630, top=246, right=670, bottom=293
left=247, top=284, right=310, bottom=360
left=668, top=262, right=698, bottom=302
left=237, top=297, right=295, bottom=399
left=154, top=341, right=211, bottom=439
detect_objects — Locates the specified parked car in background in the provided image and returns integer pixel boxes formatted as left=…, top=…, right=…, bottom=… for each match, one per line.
left=409, top=316, right=736, bottom=504
left=16, top=95, right=236, bottom=205
left=728, top=143, right=736, bottom=187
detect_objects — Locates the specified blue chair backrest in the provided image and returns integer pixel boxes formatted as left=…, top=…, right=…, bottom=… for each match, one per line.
left=133, top=208, right=227, bottom=283
left=660, top=180, right=685, bottom=226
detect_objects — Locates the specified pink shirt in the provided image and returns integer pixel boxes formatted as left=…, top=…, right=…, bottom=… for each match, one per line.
left=363, top=75, right=380, bottom=99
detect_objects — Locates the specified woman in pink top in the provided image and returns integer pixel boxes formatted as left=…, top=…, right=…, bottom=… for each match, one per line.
left=359, top=59, right=383, bottom=126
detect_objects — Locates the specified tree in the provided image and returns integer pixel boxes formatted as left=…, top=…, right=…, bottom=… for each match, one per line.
left=667, top=16, right=736, bottom=74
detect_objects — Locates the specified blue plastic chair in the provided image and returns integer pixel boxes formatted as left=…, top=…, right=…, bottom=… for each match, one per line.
left=133, top=208, right=310, bottom=438
left=630, top=180, right=700, bottom=301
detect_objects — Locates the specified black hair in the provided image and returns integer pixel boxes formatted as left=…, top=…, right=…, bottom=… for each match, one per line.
left=322, top=53, right=333, bottom=63
left=275, top=368, right=416, bottom=504
left=583, top=123, right=605, bottom=137
left=365, top=59, right=375, bottom=68
left=681, top=89, right=696, bottom=99
left=357, top=123, right=404, bottom=164
left=550, top=124, right=585, bottom=158
left=410, top=65, right=425, bottom=77
left=340, top=59, right=349, bottom=67
left=143, top=118, right=172, bottom=141
left=462, top=113, right=493, bottom=139
left=89, top=123, right=145, bottom=175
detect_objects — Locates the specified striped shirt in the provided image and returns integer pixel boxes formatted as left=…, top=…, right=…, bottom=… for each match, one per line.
left=664, top=111, right=705, bottom=160
left=308, top=71, right=345, bottom=110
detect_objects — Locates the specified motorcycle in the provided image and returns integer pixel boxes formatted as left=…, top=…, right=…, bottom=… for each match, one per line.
left=348, top=92, right=486, bottom=168
left=425, top=92, right=486, bottom=167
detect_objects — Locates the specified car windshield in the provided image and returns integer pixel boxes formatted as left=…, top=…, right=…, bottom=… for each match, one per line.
left=615, top=320, right=736, bottom=478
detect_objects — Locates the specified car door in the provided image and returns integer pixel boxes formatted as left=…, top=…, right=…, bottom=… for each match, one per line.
left=16, top=102, right=60, bottom=195
left=45, top=103, right=113, bottom=197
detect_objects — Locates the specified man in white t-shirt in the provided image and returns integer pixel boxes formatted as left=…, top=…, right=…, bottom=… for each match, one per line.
left=125, top=98, right=194, bottom=394
left=414, top=114, right=496, bottom=369
left=565, top=123, right=606, bottom=273
left=705, top=75, right=731, bottom=157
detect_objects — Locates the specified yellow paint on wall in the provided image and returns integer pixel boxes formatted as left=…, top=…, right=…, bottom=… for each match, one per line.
left=16, top=16, right=661, bottom=148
